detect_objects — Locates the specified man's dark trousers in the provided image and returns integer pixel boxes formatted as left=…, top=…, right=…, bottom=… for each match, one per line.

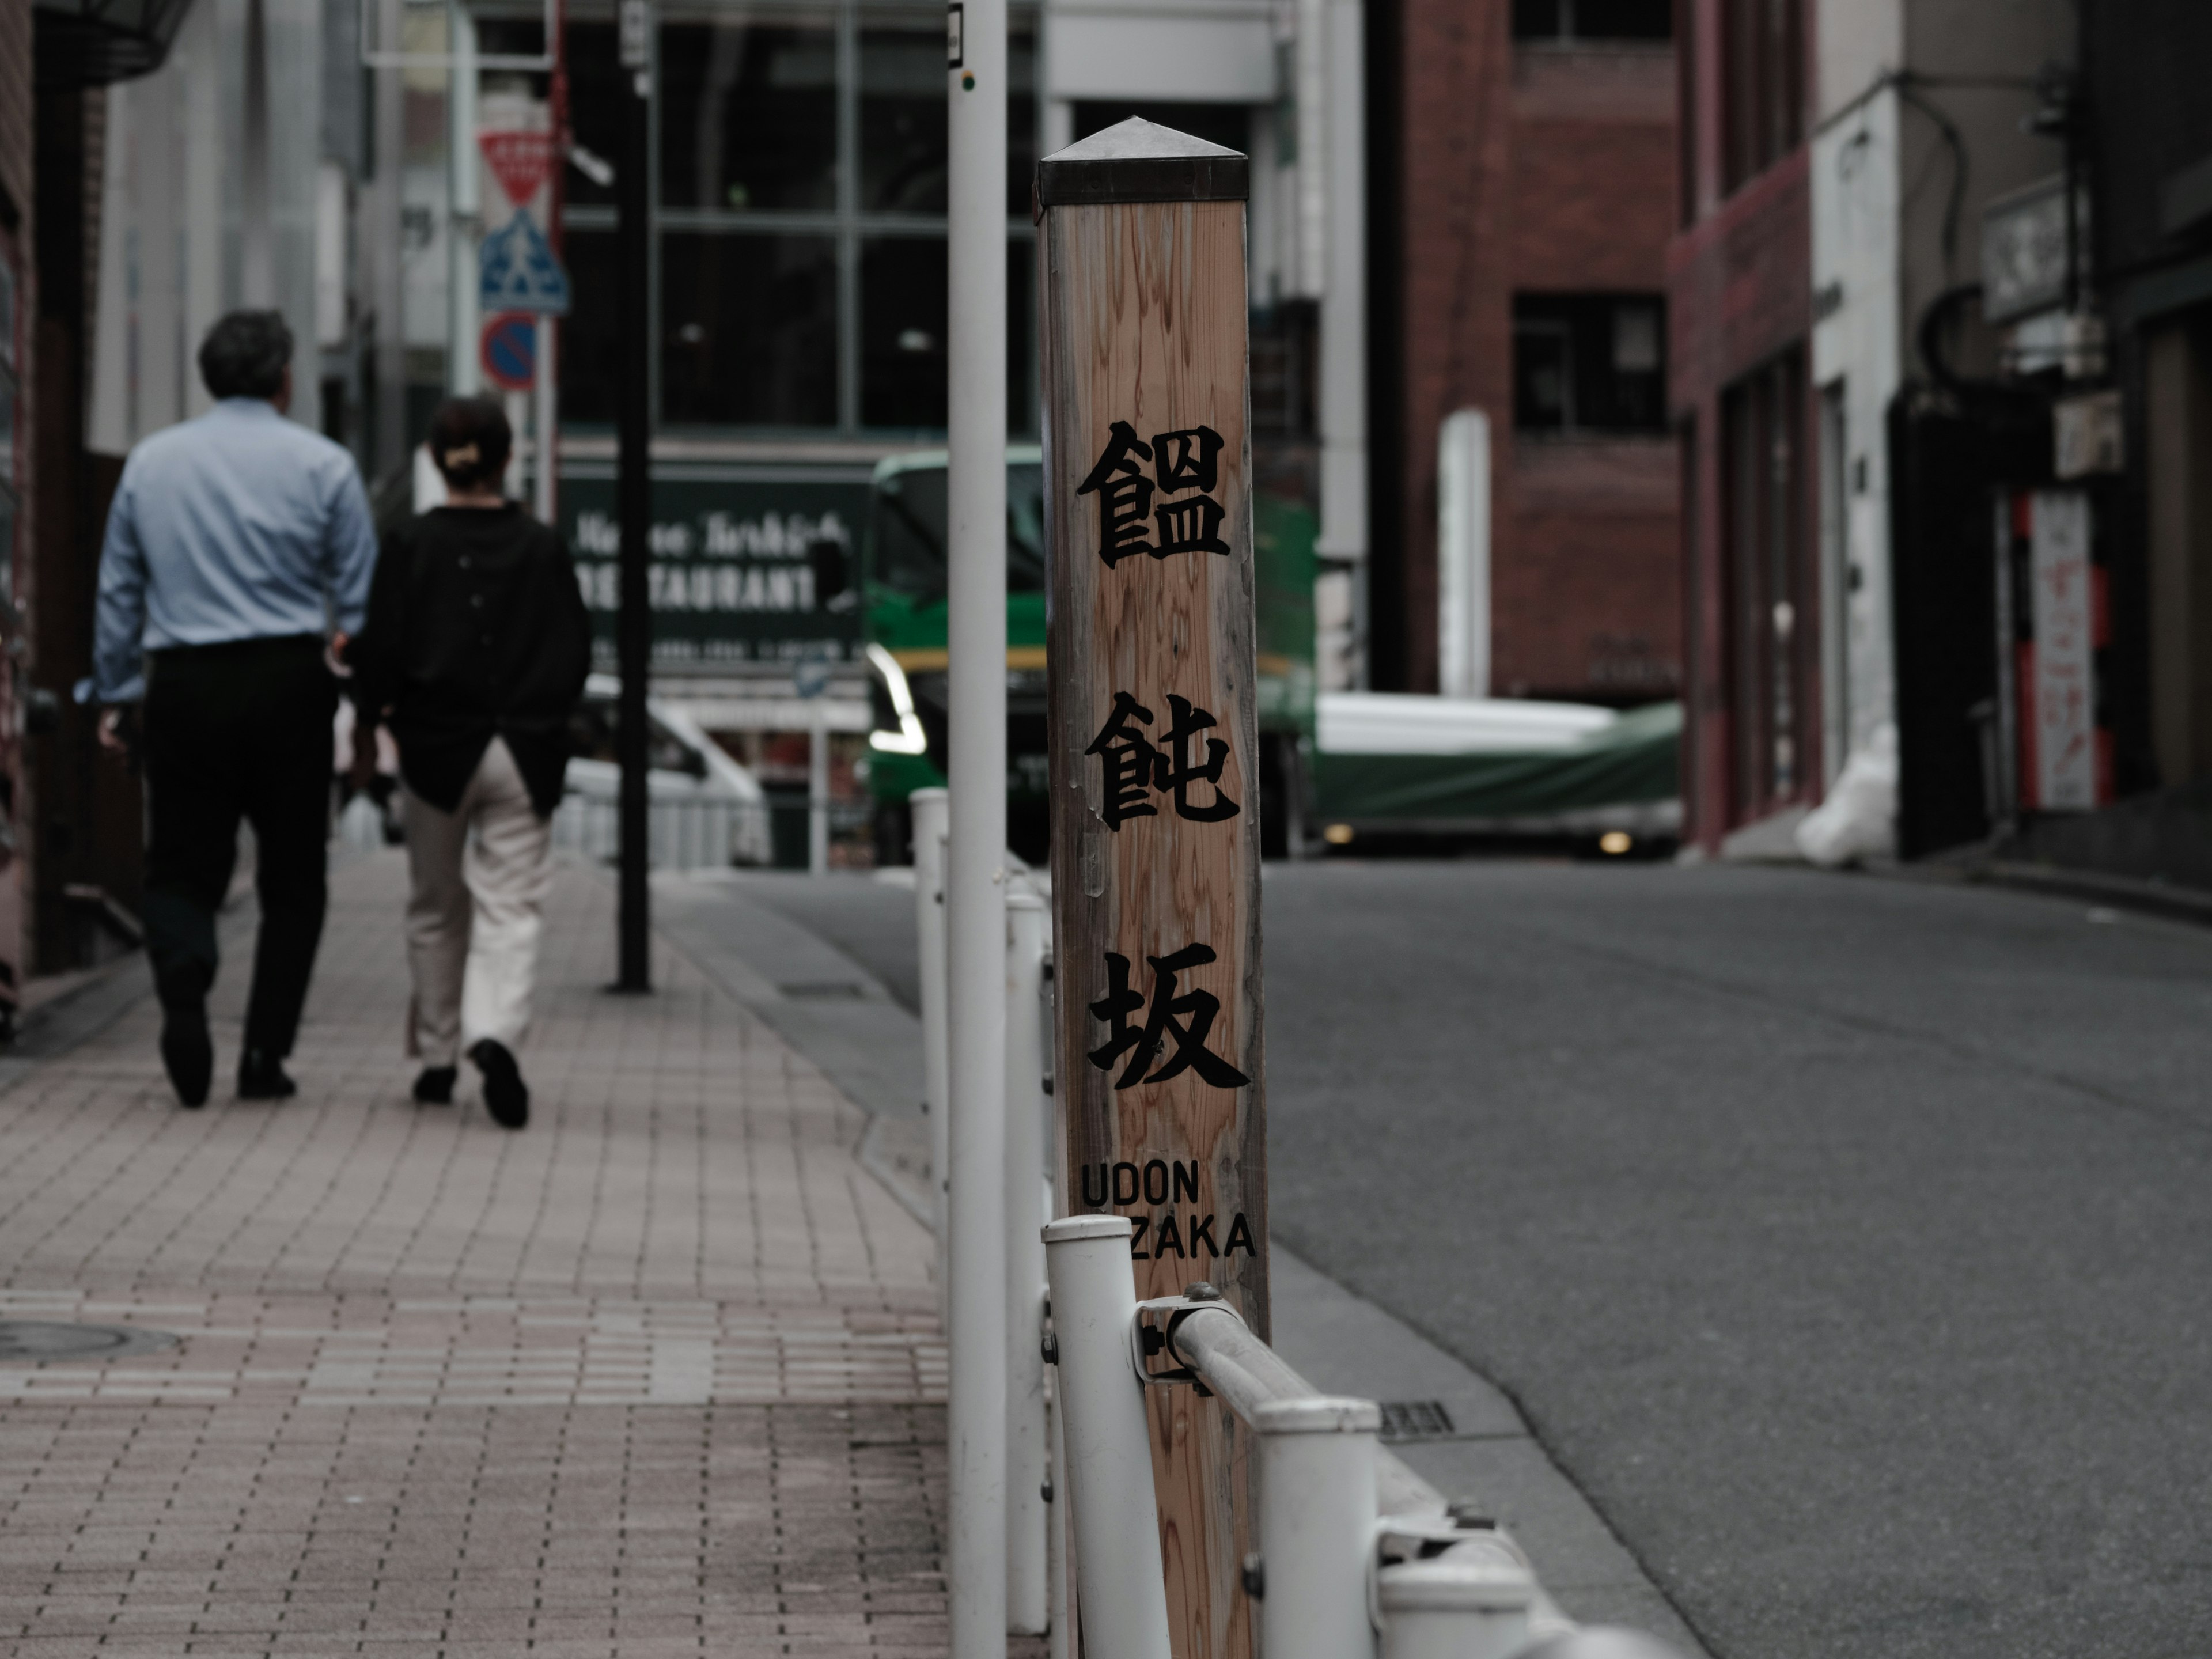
left=141, top=635, right=337, bottom=1058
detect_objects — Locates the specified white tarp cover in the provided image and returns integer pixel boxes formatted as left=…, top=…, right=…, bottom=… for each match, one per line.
left=1317, top=692, right=1619, bottom=756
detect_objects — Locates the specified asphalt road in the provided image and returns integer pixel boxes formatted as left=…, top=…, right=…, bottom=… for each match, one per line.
left=747, top=861, right=2212, bottom=1659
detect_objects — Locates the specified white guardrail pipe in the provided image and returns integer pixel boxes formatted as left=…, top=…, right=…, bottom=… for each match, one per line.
left=1040, top=1217, right=1173, bottom=1659
left=1003, top=888, right=1051, bottom=1635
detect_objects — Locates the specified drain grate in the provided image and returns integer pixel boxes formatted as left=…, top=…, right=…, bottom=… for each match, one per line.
left=779, top=982, right=865, bottom=1000
left=1377, top=1400, right=1457, bottom=1442
left=0, top=1322, right=180, bottom=1363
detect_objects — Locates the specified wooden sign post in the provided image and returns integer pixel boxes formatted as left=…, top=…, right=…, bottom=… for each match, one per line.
left=1038, top=119, right=1265, bottom=1659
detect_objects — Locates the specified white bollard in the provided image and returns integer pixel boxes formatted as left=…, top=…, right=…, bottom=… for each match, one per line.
left=910, top=786, right=950, bottom=1293
left=1252, top=1396, right=1381, bottom=1659
left=1041, top=1217, right=1172, bottom=1659
left=1377, top=1544, right=1533, bottom=1659
left=1004, top=889, right=1051, bottom=1635
left=808, top=698, right=830, bottom=874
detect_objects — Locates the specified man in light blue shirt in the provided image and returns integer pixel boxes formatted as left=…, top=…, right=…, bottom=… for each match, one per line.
left=92, top=310, right=378, bottom=1107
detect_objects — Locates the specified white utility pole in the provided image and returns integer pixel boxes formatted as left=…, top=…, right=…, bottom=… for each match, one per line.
left=448, top=2, right=482, bottom=396
left=1316, top=0, right=1368, bottom=681
left=944, top=0, right=1009, bottom=1651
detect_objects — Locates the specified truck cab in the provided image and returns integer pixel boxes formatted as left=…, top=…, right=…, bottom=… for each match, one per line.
left=861, top=448, right=1316, bottom=862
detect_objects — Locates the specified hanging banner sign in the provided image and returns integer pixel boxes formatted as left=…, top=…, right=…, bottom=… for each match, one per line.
left=1039, top=118, right=1262, bottom=1659
left=479, top=210, right=571, bottom=316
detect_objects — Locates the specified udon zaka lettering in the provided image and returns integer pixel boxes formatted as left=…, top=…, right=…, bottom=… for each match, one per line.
left=1075, top=421, right=1233, bottom=567
left=1084, top=692, right=1241, bottom=830
left=1088, top=945, right=1251, bottom=1091
left=1081, top=1159, right=1204, bottom=1209
left=1130, top=1210, right=1255, bottom=1262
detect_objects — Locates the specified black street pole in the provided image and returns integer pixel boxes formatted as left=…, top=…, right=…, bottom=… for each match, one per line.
left=613, top=0, right=653, bottom=992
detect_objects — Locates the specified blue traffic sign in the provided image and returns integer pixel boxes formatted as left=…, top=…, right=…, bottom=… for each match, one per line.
left=481, top=312, right=537, bottom=391
left=478, top=211, right=571, bottom=316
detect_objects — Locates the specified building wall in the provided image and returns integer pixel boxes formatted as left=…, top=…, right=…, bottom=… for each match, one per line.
left=1392, top=2, right=1680, bottom=700
left=1669, top=0, right=1814, bottom=849
left=1806, top=0, right=2073, bottom=784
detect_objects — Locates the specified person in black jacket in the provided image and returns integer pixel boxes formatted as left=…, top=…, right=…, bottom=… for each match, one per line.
left=349, top=398, right=592, bottom=1128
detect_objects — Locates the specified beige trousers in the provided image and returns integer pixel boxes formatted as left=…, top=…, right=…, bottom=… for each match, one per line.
left=404, top=736, right=552, bottom=1066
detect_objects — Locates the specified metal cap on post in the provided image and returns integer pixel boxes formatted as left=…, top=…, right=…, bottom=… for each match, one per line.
left=1041, top=1217, right=1172, bottom=1659
left=1376, top=1548, right=1533, bottom=1659
left=1251, top=1396, right=1381, bottom=1659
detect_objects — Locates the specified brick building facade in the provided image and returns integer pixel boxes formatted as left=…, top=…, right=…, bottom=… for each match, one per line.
left=1372, top=0, right=1680, bottom=703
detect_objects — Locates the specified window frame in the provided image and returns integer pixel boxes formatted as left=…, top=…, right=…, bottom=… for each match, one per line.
left=1510, top=292, right=1670, bottom=438
left=560, top=0, right=1039, bottom=437
left=1510, top=0, right=1673, bottom=45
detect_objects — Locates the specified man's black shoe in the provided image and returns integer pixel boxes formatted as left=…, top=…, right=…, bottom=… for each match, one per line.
left=237, top=1049, right=297, bottom=1100
left=469, top=1039, right=529, bottom=1130
left=160, top=1005, right=213, bottom=1108
left=413, top=1065, right=457, bottom=1105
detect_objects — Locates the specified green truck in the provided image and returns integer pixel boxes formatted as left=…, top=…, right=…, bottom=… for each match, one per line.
left=859, top=447, right=1318, bottom=863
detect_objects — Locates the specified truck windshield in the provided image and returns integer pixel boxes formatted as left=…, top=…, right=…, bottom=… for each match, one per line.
left=868, top=463, right=1046, bottom=604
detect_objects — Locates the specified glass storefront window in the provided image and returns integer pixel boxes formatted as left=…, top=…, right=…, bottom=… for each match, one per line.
left=560, top=2, right=1037, bottom=434
left=661, top=14, right=839, bottom=211
left=861, top=16, right=946, bottom=213
left=662, top=232, right=839, bottom=426
left=861, top=235, right=947, bottom=427
left=562, top=22, right=621, bottom=210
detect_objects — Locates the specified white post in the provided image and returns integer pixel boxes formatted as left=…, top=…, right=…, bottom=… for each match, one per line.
left=1041, top=1217, right=1172, bottom=1659
left=241, top=0, right=273, bottom=306
left=1004, top=889, right=1050, bottom=1635
left=1376, top=1547, right=1533, bottom=1659
left=910, top=786, right=951, bottom=1294
left=1046, top=1374, right=1071, bottom=1659
left=808, top=698, right=830, bottom=875
left=533, top=322, right=558, bottom=522
left=1437, top=408, right=1491, bottom=698
left=946, top=0, right=1010, bottom=1642
left=1252, top=1396, right=1382, bottom=1659
left=448, top=1, right=482, bottom=396
left=504, top=389, right=530, bottom=498
left=1316, top=0, right=1369, bottom=685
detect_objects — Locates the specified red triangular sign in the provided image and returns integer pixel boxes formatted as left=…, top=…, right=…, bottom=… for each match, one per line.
left=479, top=129, right=554, bottom=208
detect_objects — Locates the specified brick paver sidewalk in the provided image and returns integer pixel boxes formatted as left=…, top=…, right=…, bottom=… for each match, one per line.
left=0, top=852, right=946, bottom=1657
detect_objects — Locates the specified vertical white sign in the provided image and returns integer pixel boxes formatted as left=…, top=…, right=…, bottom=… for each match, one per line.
left=1436, top=407, right=1490, bottom=698
left=2030, top=490, right=2096, bottom=810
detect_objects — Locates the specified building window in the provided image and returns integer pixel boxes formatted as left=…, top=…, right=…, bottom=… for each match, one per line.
left=1512, top=0, right=1671, bottom=42
left=1721, top=0, right=1801, bottom=192
left=560, top=3, right=1039, bottom=435
left=1512, top=294, right=1667, bottom=434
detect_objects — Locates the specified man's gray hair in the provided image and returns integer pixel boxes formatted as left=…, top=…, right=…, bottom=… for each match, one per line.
left=198, top=310, right=294, bottom=401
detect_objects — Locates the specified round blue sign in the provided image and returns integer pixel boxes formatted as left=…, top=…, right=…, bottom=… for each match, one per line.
left=481, top=313, right=537, bottom=391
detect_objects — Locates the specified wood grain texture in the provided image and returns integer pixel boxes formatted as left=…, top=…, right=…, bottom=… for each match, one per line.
left=1041, top=196, right=1264, bottom=1659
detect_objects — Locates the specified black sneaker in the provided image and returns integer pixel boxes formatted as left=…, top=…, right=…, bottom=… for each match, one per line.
left=412, top=1065, right=457, bottom=1105
left=237, top=1048, right=297, bottom=1100
left=469, top=1039, right=529, bottom=1130
left=160, top=1004, right=213, bottom=1108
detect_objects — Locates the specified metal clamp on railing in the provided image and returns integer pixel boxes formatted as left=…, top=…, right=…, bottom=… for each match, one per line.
left=1130, top=1281, right=1236, bottom=1391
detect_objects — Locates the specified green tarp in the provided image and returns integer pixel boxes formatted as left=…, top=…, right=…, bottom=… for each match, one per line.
left=1312, top=701, right=1681, bottom=826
